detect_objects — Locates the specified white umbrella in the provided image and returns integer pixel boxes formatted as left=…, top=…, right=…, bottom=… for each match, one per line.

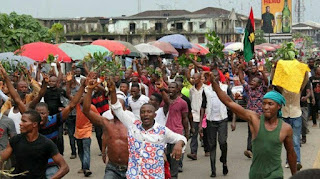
left=0, top=52, right=34, bottom=68
left=224, top=42, right=243, bottom=51
left=134, top=43, right=165, bottom=56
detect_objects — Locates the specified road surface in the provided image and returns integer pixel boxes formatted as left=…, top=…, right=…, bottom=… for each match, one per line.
left=63, top=121, right=320, bottom=178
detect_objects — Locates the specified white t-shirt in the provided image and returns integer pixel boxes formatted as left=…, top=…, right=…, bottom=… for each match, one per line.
left=155, top=107, right=167, bottom=126
left=8, top=107, right=22, bottom=134
left=128, top=95, right=149, bottom=119
left=129, top=82, right=149, bottom=97
left=75, top=75, right=85, bottom=84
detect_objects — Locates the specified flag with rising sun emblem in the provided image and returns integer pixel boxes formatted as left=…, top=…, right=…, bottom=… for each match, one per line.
left=244, top=7, right=255, bottom=62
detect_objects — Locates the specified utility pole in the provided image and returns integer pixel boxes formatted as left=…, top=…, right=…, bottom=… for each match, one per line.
left=138, top=0, right=141, bottom=13
left=295, top=0, right=305, bottom=23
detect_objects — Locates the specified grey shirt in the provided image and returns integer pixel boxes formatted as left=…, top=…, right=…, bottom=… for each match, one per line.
left=69, top=84, right=80, bottom=116
left=0, top=115, right=17, bottom=151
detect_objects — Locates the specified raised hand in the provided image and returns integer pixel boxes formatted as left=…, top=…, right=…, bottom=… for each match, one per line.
left=0, top=64, right=8, bottom=79
left=79, top=78, right=86, bottom=87
left=0, top=81, right=3, bottom=90
left=106, top=77, right=116, bottom=92
left=188, top=64, right=194, bottom=71
left=85, top=77, right=99, bottom=89
left=156, top=78, right=164, bottom=89
left=194, top=55, right=198, bottom=61
left=71, top=63, right=76, bottom=70
left=56, top=61, right=61, bottom=70
left=42, top=73, right=49, bottom=83
left=66, top=72, right=73, bottom=82
left=20, top=66, right=29, bottom=75
left=37, top=62, right=42, bottom=70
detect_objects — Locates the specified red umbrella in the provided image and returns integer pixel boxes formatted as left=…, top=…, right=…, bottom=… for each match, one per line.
left=255, top=45, right=276, bottom=52
left=185, top=47, right=200, bottom=55
left=149, top=41, right=179, bottom=56
left=194, top=43, right=209, bottom=55
left=16, top=42, right=71, bottom=62
left=260, top=43, right=281, bottom=49
left=91, top=40, right=130, bottom=55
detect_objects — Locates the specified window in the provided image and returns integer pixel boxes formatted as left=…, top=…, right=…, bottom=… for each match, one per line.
left=142, top=23, right=147, bottom=30
left=176, top=23, right=183, bottom=31
left=222, top=21, right=224, bottom=29
left=199, top=22, right=206, bottom=29
left=215, top=22, right=217, bottom=31
left=198, top=36, right=205, bottom=43
left=188, top=22, right=193, bottom=32
left=155, top=22, right=162, bottom=32
left=129, top=23, right=136, bottom=34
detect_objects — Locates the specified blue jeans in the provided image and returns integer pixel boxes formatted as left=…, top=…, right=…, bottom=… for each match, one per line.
left=46, top=165, right=59, bottom=179
left=283, top=117, right=302, bottom=163
left=77, top=138, right=91, bottom=170
left=104, top=162, right=127, bottom=179
left=66, top=116, right=76, bottom=155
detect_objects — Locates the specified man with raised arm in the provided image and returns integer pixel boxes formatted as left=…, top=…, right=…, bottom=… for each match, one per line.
left=208, top=72, right=297, bottom=179
left=1, top=68, right=86, bottom=178
left=82, top=77, right=135, bottom=179
left=0, top=110, right=69, bottom=179
left=107, top=77, right=187, bottom=179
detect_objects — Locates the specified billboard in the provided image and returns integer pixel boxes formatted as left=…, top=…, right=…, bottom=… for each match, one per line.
left=261, top=0, right=292, bottom=34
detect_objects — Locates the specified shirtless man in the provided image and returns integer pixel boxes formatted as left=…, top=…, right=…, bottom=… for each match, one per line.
left=209, top=73, right=297, bottom=179
left=82, top=78, right=132, bottom=179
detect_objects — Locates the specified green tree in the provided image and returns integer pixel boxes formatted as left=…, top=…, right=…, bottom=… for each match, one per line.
left=206, top=31, right=225, bottom=61
left=0, top=12, right=53, bottom=52
left=49, top=23, right=65, bottom=44
left=292, top=32, right=313, bottom=48
left=255, top=29, right=267, bottom=45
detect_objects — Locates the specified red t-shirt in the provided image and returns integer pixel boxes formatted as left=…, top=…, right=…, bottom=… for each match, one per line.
left=166, top=97, right=188, bottom=135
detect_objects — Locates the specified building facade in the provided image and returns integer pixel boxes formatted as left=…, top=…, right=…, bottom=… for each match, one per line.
left=292, top=21, right=320, bottom=44
left=38, top=7, right=261, bottom=45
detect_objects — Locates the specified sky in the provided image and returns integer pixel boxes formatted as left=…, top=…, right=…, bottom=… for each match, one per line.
left=0, top=0, right=319, bottom=23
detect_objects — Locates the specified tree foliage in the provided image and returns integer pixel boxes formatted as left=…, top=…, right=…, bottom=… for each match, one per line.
left=292, top=32, right=313, bottom=48
left=0, top=12, right=53, bottom=52
left=49, top=23, right=65, bottom=44
left=205, top=31, right=225, bottom=60
left=255, top=29, right=267, bottom=45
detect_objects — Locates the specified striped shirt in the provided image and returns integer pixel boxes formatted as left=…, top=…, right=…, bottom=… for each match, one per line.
left=39, top=112, right=63, bottom=165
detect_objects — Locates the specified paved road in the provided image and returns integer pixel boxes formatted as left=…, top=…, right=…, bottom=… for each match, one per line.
left=63, top=121, right=320, bottom=179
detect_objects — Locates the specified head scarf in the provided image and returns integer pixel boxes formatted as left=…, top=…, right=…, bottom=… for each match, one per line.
left=263, top=90, right=286, bottom=117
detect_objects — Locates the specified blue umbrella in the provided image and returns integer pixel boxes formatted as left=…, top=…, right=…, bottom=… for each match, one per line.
left=158, top=34, right=192, bottom=49
left=0, top=52, right=34, bottom=69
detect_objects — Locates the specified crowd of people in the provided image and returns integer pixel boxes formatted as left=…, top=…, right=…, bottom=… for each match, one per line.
left=0, top=51, right=318, bottom=179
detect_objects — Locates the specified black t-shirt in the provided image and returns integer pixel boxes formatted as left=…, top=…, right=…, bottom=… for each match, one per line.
left=9, top=134, right=59, bottom=179
left=262, top=12, right=274, bottom=33
left=301, top=81, right=311, bottom=107
left=181, top=94, right=191, bottom=113
left=44, top=88, right=66, bottom=115
left=309, top=76, right=320, bottom=99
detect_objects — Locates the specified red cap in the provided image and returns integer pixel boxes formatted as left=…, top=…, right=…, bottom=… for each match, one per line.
left=132, top=72, right=139, bottom=77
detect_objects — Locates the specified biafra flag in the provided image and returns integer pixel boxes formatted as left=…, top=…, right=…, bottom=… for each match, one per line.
left=244, top=7, right=255, bottom=62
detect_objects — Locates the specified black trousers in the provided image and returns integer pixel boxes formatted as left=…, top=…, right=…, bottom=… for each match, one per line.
left=247, top=123, right=252, bottom=151
left=190, top=122, right=200, bottom=154
left=166, top=143, right=181, bottom=178
left=94, top=124, right=103, bottom=152
left=206, top=119, right=228, bottom=175
left=57, top=125, right=64, bottom=155
left=203, top=128, right=209, bottom=153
